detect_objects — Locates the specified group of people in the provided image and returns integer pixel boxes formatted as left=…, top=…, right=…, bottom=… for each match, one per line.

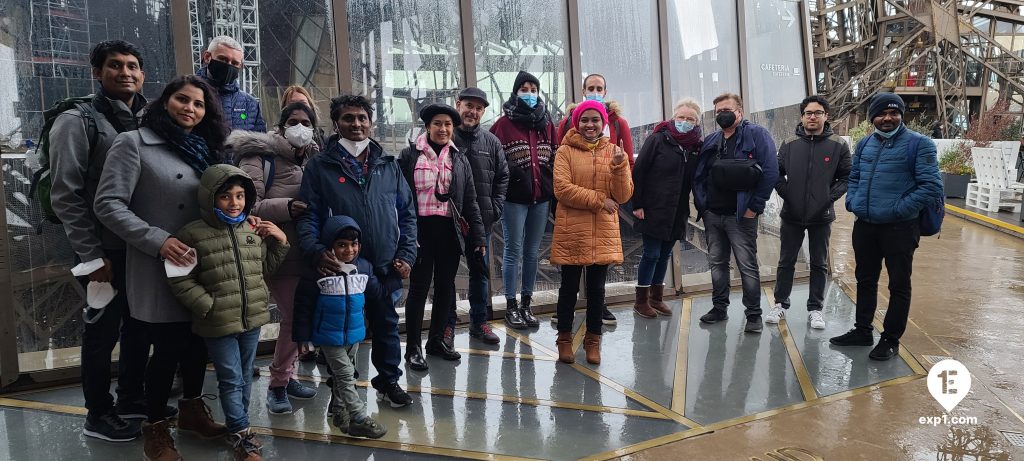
left=47, top=31, right=942, bottom=461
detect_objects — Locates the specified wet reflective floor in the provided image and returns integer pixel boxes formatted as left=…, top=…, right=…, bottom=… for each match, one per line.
left=1, top=211, right=1022, bottom=460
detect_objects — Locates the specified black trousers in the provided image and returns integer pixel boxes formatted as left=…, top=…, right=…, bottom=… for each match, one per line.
left=405, top=216, right=461, bottom=348
left=852, top=219, right=920, bottom=342
left=556, top=264, right=609, bottom=335
left=773, top=221, right=831, bottom=311
left=142, top=321, right=208, bottom=422
left=79, top=250, right=149, bottom=416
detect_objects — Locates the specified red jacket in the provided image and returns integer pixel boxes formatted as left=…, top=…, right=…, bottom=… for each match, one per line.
left=557, top=100, right=634, bottom=167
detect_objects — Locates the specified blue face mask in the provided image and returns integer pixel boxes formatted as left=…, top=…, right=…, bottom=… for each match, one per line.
left=518, top=93, right=538, bottom=108
left=675, top=120, right=695, bottom=133
left=214, top=207, right=247, bottom=225
left=585, top=93, right=604, bottom=103
left=875, top=124, right=901, bottom=138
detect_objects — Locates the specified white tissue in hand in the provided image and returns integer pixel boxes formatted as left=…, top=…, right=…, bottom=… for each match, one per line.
left=164, top=249, right=198, bottom=278
left=86, top=281, right=117, bottom=308
left=71, top=259, right=105, bottom=277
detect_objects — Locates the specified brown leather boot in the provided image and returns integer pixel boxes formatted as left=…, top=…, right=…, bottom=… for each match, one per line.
left=142, top=419, right=182, bottom=461
left=555, top=332, right=575, bottom=363
left=230, top=429, right=264, bottom=461
left=633, top=286, right=657, bottom=318
left=177, top=397, right=228, bottom=438
left=649, top=284, right=673, bottom=316
left=583, top=332, right=601, bottom=365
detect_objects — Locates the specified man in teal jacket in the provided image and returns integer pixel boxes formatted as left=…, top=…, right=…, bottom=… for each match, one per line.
left=830, top=92, right=942, bottom=361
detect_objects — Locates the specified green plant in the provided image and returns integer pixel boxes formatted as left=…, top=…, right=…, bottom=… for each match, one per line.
left=938, top=141, right=974, bottom=175
left=848, top=119, right=873, bottom=147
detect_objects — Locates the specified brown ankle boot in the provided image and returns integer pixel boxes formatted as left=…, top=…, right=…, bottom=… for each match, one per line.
left=583, top=332, right=601, bottom=365
left=633, top=286, right=657, bottom=318
left=555, top=332, right=575, bottom=363
left=231, top=429, right=264, bottom=461
left=142, top=419, right=182, bottom=461
left=649, top=284, right=672, bottom=316
left=177, top=397, right=228, bottom=438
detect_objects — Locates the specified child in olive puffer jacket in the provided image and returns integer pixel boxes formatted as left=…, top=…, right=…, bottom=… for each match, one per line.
left=169, top=164, right=289, bottom=461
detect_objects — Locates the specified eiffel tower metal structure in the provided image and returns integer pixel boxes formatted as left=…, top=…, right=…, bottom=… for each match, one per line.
left=813, top=0, right=1024, bottom=137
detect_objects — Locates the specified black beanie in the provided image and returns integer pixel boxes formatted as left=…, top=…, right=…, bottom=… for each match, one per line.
left=868, top=93, right=905, bottom=120
left=511, top=70, right=541, bottom=99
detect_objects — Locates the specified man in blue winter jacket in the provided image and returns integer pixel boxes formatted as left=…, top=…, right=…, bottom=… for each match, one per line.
left=197, top=35, right=266, bottom=132
left=829, top=92, right=942, bottom=361
left=693, top=93, right=779, bottom=334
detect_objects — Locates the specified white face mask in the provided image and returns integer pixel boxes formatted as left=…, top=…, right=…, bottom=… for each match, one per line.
left=285, top=124, right=314, bottom=148
left=340, top=137, right=371, bottom=156
left=164, top=248, right=198, bottom=278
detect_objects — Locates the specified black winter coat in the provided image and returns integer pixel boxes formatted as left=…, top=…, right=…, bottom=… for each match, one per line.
left=775, top=123, right=852, bottom=226
left=631, top=130, right=700, bottom=241
left=454, top=125, right=509, bottom=230
left=398, top=144, right=486, bottom=253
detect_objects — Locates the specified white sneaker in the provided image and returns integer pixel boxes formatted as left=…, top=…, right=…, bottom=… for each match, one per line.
left=809, top=311, right=826, bottom=330
left=764, top=304, right=785, bottom=324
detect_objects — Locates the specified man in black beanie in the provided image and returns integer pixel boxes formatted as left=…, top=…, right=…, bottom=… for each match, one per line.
left=829, top=92, right=942, bottom=361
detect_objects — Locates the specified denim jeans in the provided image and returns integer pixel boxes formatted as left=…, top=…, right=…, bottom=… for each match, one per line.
left=367, top=271, right=404, bottom=389
left=321, top=344, right=365, bottom=422
left=205, top=327, right=261, bottom=433
left=501, top=201, right=550, bottom=299
left=449, top=232, right=492, bottom=328
left=704, top=211, right=762, bottom=317
left=637, top=235, right=675, bottom=287
left=773, top=221, right=831, bottom=311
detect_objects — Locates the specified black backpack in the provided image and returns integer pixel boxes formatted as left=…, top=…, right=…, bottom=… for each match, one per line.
left=28, top=95, right=99, bottom=224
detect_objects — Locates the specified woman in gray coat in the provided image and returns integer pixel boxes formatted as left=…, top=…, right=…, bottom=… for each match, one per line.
left=94, top=75, right=232, bottom=460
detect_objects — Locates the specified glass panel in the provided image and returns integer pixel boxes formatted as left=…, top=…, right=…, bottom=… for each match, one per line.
left=742, top=0, right=808, bottom=112
left=666, top=0, right=742, bottom=112
left=1, top=1, right=178, bottom=373
left=348, top=0, right=463, bottom=153
left=578, top=0, right=663, bottom=127
left=473, top=0, right=569, bottom=125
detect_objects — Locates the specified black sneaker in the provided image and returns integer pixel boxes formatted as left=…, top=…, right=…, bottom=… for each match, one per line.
left=346, top=415, right=387, bottom=439
left=375, top=382, right=412, bottom=408
left=829, top=328, right=874, bottom=346
left=84, top=410, right=141, bottom=442
left=869, top=338, right=899, bottom=361
left=744, top=315, right=763, bottom=333
left=601, top=306, right=617, bottom=325
left=699, top=308, right=728, bottom=324
left=115, top=400, right=178, bottom=420
left=469, top=322, right=500, bottom=344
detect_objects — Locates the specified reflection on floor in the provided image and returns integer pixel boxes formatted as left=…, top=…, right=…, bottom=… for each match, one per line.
left=0, top=282, right=921, bottom=460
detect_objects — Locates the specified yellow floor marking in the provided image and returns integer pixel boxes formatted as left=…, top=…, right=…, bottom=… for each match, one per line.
left=669, top=298, right=692, bottom=415
left=764, top=287, right=820, bottom=401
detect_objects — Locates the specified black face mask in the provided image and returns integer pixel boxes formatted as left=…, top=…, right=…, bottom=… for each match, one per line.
left=715, top=111, right=737, bottom=129
left=207, top=59, right=240, bottom=86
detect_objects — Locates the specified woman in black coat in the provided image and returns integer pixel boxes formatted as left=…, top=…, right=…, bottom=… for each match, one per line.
left=398, top=103, right=485, bottom=371
left=630, top=98, right=703, bottom=317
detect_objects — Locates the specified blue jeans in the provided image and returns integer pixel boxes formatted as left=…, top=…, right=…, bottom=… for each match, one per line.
left=501, top=201, right=550, bottom=299
left=449, top=232, right=491, bottom=328
left=205, top=327, right=260, bottom=434
left=704, top=211, right=762, bottom=317
left=637, top=235, right=675, bottom=286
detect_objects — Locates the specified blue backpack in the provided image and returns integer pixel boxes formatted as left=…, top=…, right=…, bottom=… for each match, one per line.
left=854, top=132, right=944, bottom=236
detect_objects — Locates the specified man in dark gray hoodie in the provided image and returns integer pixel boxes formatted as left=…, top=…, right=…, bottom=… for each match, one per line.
left=766, top=95, right=851, bottom=330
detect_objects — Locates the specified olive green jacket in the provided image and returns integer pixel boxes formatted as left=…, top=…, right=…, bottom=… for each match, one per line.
left=170, top=164, right=290, bottom=338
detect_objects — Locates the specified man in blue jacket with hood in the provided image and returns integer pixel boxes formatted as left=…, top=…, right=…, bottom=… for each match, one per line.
left=197, top=36, right=266, bottom=132
left=693, top=93, right=779, bottom=334
left=296, top=94, right=417, bottom=407
left=830, top=92, right=941, bottom=361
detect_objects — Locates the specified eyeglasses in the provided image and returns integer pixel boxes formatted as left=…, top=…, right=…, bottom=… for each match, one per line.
left=802, top=110, right=826, bottom=118
left=715, top=108, right=735, bottom=115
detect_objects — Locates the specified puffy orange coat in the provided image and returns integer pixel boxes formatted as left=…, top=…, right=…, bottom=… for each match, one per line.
left=551, top=129, right=634, bottom=266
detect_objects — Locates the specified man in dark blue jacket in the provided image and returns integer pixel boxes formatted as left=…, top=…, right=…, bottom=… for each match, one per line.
left=830, top=93, right=942, bottom=361
left=693, top=93, right=779, bottom=333
left=197, top=36, right=266, bottom=132
left=296, top=95, right=417, bottom=407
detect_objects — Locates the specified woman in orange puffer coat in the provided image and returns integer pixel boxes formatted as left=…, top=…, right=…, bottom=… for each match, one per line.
left=551, top=99, right=633, bottom=366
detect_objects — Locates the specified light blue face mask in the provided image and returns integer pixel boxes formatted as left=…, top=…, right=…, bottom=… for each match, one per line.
left=518, top=93, right=538, bottom=108
left=214, top=207, right=248, bottom=225
left=875, top=124, right=902, bottom=139
left=585, top=93, right=604, bottom=103
left=675, top=120, right=695, bottom=133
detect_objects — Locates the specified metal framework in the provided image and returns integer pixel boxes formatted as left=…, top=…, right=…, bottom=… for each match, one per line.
left=187, top=0, right=262, bottom=97
left=813, top=0, right=1024, bottom=136
left=30, top=0, right=92, bottom=79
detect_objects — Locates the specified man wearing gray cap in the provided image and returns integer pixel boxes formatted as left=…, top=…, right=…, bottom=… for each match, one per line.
left=830, top=92, right=942, bottom=361
left=442, top=87, right=509, bottom=345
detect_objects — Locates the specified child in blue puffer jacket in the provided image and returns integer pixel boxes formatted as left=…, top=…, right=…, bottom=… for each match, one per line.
left=293, top=215, right=387, bottom=439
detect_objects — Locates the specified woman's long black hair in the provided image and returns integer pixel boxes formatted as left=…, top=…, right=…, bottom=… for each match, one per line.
left=141, top=75, right=229, bottom=155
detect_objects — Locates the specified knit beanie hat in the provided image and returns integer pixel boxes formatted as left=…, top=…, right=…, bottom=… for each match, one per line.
left=510, top=71, right=541, bottom=98
left=572, top=99, right=608, bottom=129
left=868, top=93, right=905, bottom=119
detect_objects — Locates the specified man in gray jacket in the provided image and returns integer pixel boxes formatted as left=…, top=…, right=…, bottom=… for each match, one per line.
left=443, top=87, right=509, bottom=345
left=49, top=40, right=152, bottom=442
left=765, top=95, right=851, bottom=330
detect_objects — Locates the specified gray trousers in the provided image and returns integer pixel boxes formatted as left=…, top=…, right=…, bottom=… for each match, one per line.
left=321, top=344, right=365, bottom=423
left=704, top=211, right=762, bottom=317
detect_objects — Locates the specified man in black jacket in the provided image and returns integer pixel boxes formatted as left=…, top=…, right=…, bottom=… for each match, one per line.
left=444, top=87, right=509, bottom=345
left=766, top=95, right=851, bottom=329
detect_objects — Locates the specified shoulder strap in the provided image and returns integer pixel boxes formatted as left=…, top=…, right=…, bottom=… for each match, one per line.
left=262, top=154, right=276, bottom=192
left=904, top=132, right=922, bottom=172
left=74, top=103, right=101, bottom=163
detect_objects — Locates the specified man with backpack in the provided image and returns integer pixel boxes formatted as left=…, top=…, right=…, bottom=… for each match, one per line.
left=829, top=92, right=942, bottom=361
left=47, top=40, right=152, bottom=442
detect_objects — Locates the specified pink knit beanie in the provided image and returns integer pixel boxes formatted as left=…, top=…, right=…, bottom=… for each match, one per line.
left=572, top=99, right=608, bottom=129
